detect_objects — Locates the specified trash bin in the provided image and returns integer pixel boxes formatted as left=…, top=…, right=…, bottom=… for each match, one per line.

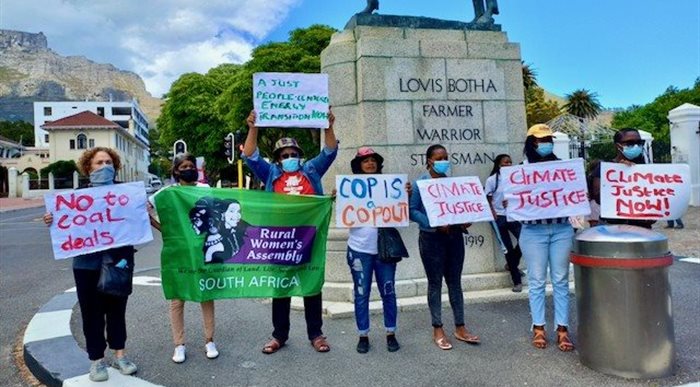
left=571, top=225, right=675, bottom=379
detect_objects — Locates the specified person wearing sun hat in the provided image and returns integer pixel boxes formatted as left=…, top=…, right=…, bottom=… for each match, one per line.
left=242, top=109, right=337, bottom=354
left=343, top=146, right=411, bottom=354
left=519, top=123, right=575, bottom=353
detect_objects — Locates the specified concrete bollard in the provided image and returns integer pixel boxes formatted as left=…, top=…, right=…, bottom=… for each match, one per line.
left=21, top=173, right=30, bottom=199
left=8, top=167, right=18, bottom=198
left=48, top=172, right=55, bottom=191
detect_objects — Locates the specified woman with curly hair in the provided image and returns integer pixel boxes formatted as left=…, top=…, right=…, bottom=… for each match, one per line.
left=43, top=147, right=137, bottom=382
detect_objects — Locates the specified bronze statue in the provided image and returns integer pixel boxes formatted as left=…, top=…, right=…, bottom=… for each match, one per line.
left=358, top=0, right=379, bottom=14
left=471, top=0, right=499, bottom=24
left=357, top=0, right=498, bottom=25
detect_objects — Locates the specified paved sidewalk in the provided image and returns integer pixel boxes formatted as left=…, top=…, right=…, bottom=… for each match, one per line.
left=0, top=197, right=44, bottom=213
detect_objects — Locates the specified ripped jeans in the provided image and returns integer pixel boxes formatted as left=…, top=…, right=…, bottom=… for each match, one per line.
left=346, top=247, right=398, bottom=335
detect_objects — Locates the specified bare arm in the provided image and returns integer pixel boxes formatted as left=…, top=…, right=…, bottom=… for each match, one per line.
left=243, top=110, right=258, bottom=157
left=324, top=108, right=337, bottom=150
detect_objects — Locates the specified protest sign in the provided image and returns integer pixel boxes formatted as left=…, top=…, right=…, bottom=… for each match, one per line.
left=600, top=162, right=690, bottom=220
left=44, top=182, right=153, bottom=260
left=253, top=72, right=329, bottom=128
left=335, top=174, right=408, bottom=228
left=416, top=176, right=493, bottom=227
left=501, top=158, right=590, bottom=221
left=154, top=186, right=332, bottom=301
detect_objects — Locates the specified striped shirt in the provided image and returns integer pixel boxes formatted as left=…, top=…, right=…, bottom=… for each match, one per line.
left=521, top=217, right=569, bottom=225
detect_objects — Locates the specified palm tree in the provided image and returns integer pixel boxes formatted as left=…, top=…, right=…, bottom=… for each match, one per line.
left=521, top=61, right=538, bottom=91
left=562, top=89, right=603, bottom=119
left=562, top=89, right=603, bottom=159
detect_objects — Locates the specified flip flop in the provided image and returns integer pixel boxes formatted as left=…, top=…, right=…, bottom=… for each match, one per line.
left=434, top=335, right=453, bottom=350
left=454, top=332, right=481, bottom=345
left=262, top=338, right=284, bottom=354
left=311, top=336, right=330, bottom=352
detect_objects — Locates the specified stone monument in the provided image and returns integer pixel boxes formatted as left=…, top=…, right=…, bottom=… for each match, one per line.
left=319, top=8, right=526, bottom=312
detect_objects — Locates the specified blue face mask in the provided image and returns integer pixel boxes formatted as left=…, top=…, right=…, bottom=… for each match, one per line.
left=535, top=142, right=553, bottom=157
left=281, top=157, right=300, bottom=173
left=432, top=160, right=451, bottom=175
left=621, top=144, right=643, bottom=160
left=89, top=165, right=115, bottom=186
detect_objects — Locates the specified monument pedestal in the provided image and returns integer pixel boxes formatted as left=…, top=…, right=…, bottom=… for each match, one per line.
left=318, top=21, right=527, bottom=311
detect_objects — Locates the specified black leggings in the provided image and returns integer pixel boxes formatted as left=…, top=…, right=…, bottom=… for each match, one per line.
left=73, top=269, right=129, bottom=360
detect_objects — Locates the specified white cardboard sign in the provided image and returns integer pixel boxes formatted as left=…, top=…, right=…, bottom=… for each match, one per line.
left=416, top=176, right=493, bottom=227
left=253, top=72, right=329, bottom=128
left=335, top=174, right=409, bottom=228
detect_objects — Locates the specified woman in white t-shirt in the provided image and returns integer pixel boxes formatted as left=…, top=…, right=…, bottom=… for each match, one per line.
left=344, top=147, right=411, bottom=354
left=484, top=154, right=523, bottom=292
left=149, top=153, right=218, bottom=364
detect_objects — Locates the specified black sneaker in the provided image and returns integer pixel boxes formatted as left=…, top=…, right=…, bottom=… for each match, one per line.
left=356, top=336, right=370, bottom=353
left=386, top=334, right=400, bottom=352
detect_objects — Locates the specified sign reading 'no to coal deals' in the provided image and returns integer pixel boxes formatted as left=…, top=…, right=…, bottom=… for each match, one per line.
left=253, top=72, right=329, bottom=128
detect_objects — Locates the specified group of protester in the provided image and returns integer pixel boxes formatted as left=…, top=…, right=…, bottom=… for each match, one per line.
left=43, top=109, right=656, bottom=381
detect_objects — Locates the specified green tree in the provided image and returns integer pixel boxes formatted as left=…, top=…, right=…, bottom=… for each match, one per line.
left=0, top=120, right=34, bottom=146
left=40, top=160, right=77, bottom=178
left=157, top=64, right=243, bottom=180
left=522, top=62, right=538, bottom=91
left=562, top=89, right=603, bottom=120
left=612, top=78, right=700, bottom=142
left=525, top=86, right=561, bottom=127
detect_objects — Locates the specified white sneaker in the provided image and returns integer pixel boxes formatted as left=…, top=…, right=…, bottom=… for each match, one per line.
left=205, top=341, right=219, bottom=359
left=172, top=345, right=186, bottom=363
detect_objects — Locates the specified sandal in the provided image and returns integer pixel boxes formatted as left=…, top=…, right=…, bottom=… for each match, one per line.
left=434, top=335, right=453, bottom=350
left=262, top=338, right=284, bottom=354
left=311, top=336, right=330, bottom=352
left=532, top=326, right=547, bottom=349
left=454, top=328, right=481, bottom=345
left=556, top=327, right=575, bottom=352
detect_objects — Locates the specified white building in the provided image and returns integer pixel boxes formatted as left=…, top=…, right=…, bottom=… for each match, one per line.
left=33, top=99, right=150, bottom=149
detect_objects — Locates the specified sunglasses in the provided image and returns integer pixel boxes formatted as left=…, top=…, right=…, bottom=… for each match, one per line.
left=280, top=152, right=299, bottom=159
left=620, top=140, right=645, bottom=146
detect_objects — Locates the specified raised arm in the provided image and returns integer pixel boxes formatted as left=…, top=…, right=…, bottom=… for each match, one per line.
left=324, top=108, right=337, bottom=150
left=243, top=110, right=258, bottom=157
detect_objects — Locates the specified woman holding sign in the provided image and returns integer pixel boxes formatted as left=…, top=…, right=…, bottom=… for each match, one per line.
left=343, top=147, right=410, bottom=353
left=148, top=153, right=220, bottom=363
left=43, top=147, right=138, bottom=382
left=484, top=154, right=523, bottom=292
left=518, top=124, right=575, bottom=352
left=409, top=144, right=480, bottom=350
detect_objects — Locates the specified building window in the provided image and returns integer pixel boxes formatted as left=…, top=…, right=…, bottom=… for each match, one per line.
left=44, top=107, right=52, bottom=116
left=44, top=134, right=49, bottom=143
left=69, top=139, right=75, bottom=149
left=89, top=139, right=95, bottom=148
left=97, top=107, right=105, bottom=116
left=77, top=134, right=87, bottom=149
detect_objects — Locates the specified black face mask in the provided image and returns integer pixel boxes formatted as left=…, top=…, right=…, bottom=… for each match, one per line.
left=178, top=169, right=198, bottom=183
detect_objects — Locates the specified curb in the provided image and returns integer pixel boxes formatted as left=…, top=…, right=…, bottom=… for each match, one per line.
left=0, top=202, right=44, bottom=214
left=23, top=278, right=163, bottom=387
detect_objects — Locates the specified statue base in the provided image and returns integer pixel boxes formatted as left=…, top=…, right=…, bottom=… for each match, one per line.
left=345, top=13, right=501, bottom=31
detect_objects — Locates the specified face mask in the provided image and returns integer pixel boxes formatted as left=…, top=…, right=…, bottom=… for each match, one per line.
left=89, top=165, right=115, bottom=186
left=535, top=142, right=553, bottom=157
left=281, top=157, right=300, bottom=173
left=178, top=169, right=198, bottom=183
left=432, top=160, right=451, bottom=175
left=621, top=144, right=643, bottom=160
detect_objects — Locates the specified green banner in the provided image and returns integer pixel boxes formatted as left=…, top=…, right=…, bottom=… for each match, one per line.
left=155, top=186, right=332, bottom=302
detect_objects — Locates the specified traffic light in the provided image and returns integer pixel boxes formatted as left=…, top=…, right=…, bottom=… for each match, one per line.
left=224, top=132, right=234, bottom=164
left=173, top=139, right=187, bottom=158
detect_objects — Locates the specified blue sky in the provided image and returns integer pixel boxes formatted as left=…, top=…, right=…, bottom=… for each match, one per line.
left=270, top=0, right=700, bottom=108
left=3, top=0, right=698, bottom=108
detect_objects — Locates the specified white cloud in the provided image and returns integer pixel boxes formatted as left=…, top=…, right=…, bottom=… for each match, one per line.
left=1, top=0, right=301, bottom=97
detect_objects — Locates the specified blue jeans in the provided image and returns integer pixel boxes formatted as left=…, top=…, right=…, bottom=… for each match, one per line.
left=418, top=229, right=465, bottom=327
left=346, top=248, right=398, bottom=335
left=519, top=223, right=574, bottom=328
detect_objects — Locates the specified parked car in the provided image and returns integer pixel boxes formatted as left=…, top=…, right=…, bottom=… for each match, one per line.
left=145, top=176, right=163, bottom=194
